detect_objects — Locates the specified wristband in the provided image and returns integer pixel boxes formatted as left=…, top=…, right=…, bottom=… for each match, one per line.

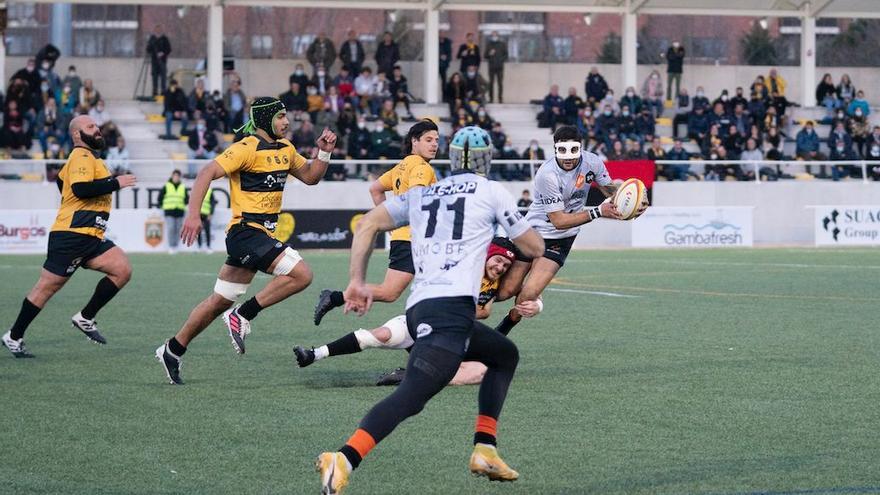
left=317, top=150, right=332, bottom=161
left=534, top=298, right=543, bottom=313
left=588, top=207, right=602, bottom=220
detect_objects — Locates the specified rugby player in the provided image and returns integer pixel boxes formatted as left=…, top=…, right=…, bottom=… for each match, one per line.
left=3, top=115, right=136, bottom=358
left=316, top=126, right=544, bottom=494
left=294, top=237, right=540, bottom=386
left=312, top=119, right=439, bottom=325
left=154, top=97, right=336, bottom=384
left=493, top=125, right=648, bottom=336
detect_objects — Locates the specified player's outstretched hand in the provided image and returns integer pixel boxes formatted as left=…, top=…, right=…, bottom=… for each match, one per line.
left=315, top=128, right=338, bottom=153
left=515, top=300, right=542, bottom=318
left=116, top=174, right=137, bottom=189
left=343, top=282, right=373, bottom=316
left=180, top=213, right=203, bottom=246
left=633, top=193, right=650, bottom=219
left=600, top=201, right=623, bottom=220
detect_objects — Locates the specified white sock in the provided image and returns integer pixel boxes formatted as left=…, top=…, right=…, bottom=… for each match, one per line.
left=314, top=345, right=329, bottom=360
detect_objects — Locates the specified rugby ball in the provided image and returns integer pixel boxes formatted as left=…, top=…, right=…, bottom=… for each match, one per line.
left=612, top=178, right=646, bottom=220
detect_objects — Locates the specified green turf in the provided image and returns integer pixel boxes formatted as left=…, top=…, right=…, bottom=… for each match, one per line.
left=1, top=248, right=879, bottom=495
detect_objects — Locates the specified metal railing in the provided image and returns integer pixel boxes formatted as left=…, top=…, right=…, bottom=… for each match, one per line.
left=654, top=160, right=879, bottom=184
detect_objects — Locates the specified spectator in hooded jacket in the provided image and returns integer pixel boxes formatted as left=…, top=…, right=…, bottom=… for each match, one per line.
left=375, top=31, right=400, bottom=76
left=456, top=32, right=481, bottom=73
left=641, top=70, right=664, bottom=117
left=306, top=33, right=336, bottom=73
left=339, top=30, right=365, bottom=74
left=665, top=41, right=685, bottom=101
left=563, top=87, right=584, bottom=125
left=585, top=66, right=609, bottom=104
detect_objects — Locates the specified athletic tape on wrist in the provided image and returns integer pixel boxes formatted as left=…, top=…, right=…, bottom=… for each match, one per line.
left=317, top=150, right=332, bottom=162
left=589, top=207, right=602, bottom=220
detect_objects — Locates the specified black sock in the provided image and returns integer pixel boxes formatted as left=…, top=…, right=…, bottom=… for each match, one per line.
left=494, top=314, right=520, bottom=336
left=326, top=332, right=362, bottom=356
left=330, top=290, right=345, bottom=308
left=237, top=296, right=263, bottom=320
left=81, top=277, right=121, bottom=320
left=10, top=298, right=41, bottom=340
left=474, top=432, right=497, bottom=446
left=167, top=337, right=187, bottom=357
left=339, top=445, right=362, bottom=470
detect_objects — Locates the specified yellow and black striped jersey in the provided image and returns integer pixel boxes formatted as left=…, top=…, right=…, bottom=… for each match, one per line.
left=377, top=154, right=436, bottom=242
left=215, top=135, right=308, bottom=235
left=477, top=276, right=500, bottom=308
left=51, top=148, right=113, bottom=239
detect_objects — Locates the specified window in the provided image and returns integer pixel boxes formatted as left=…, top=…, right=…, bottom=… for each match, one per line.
left=6, top=2, right=46, bottom=56
left=224, top=35, right=244, bottom=58
left=251, top=35, right=273, bottom=58
left=290, top=34, right=315, bottom=58
left=550, top=37, right=572, bottom=62
left=690, top=37, right=727, bottom=61
left=71, top=4, right=138, bottom=57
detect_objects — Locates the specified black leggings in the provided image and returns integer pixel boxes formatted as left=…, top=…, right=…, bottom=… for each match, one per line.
left=359, top=321, right=519, bottom=444
left=197, top=214, right=211, bottom=248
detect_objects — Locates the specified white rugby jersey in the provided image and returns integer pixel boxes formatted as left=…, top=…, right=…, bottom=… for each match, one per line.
left=383, top=171, right=531, bottom=309
left=525, top=152, right=612, bottom=239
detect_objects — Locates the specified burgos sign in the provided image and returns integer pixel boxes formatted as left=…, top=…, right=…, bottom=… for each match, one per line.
left=632, top=207, right=754, bottom=248
left=815, top=206, right=880, bottom=246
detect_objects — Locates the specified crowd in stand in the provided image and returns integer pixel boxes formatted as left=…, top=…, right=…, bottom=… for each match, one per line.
left=538, top=59, right=880, bottom=181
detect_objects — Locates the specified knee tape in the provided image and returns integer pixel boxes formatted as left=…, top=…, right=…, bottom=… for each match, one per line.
left=354, top=329, right=384, bottom=350
left=214, top=279, right=250, bottom=302
left=272, top=247, right=302, bottom=276
left=382, top=315, right=411, bottom=349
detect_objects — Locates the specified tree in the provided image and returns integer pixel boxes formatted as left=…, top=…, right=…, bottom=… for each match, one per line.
left=740, top=23, right=778, bottom=65
left=597, top=32, right=621, bottom=64
left=637, top=27, right=664, bottom=64
left=819, top=19, right=880, bottom=66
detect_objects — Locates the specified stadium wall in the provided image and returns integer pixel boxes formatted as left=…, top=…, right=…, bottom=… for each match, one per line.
left=2, top=181, right=877, bottom=247
left=9, top=56, right=880, bottom=107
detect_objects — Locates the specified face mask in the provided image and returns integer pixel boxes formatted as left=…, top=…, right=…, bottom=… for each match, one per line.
left=604, top=111, right=611, bottom=116
left=622, top=111, right=630, bottom=116
left=69, top=71, right=76, bottom=77
left=711, top=154, right=718, bottom=160
left=295, top=69, right=304, bottom=75
left=838, top=113, right=844, bottom=118
left=467, top=71, right=476, bottom=77
left=836, top=146, right=844, bottom=152
left=504, top=145, right=512, bottom=151
left=584, top=111, right=591, bottom=117
left=357, top=122, right=366, bottom=129
left=41, top=83, right=49, bottom=92
left=626, top=92, right=634, bottom=97
left=318, top=71, right=325, bottom=77
left=651, top=74, right=658, bottom=80
left=872, top=147, right=880, bottom=156
left=97, top=106, right=104, bottom=112
left=530, top=144, right=538, bottom=150
left=697, top=91, right=704, bottom=97
left=307, top=88, right=317, bottom=95
left=376, top=125, right=385, bottom=132
left=856, top=110, right=863, bottom=116
left=41, top=62, right=50, bottom=70
left=478, top=111, right=486, bottom=117
left=491, top=36, right=499, bottom=41
left=197, top=123, right=206, bottom=131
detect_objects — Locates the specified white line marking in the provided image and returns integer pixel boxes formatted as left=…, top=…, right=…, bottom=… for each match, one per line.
left=546, top=287, right=640, bottom=298
left=566, top=258, right=880, bottom=270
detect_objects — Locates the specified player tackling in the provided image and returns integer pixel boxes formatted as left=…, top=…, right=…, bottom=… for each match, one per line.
left=315, top=126, right=544, bottom=494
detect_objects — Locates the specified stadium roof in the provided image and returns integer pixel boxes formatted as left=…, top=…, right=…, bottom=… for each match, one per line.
left=22, top=0, right=880, bottom=18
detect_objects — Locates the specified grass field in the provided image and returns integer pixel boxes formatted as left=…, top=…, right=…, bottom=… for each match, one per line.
left=1, top=247, right=879, bottom=495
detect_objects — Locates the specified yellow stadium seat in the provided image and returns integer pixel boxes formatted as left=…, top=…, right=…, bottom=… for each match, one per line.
left=170, top=152, right=187, bottom=161
left=663, top=100, right=674, bottom=108
left=147, top=114, right=165, bottom=123
left=31, top=151, right=45, bottom=159
left=21, top=173, right=43, bottom=182
left=656, top=117, right=672, bottom=126
left=659, top=136, right=674, bottom=145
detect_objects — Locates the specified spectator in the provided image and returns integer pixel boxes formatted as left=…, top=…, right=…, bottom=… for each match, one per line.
left=692, top=86, right=710, bottom=112
left=522, top=139, right=545, bottom=161
left=456, top=32, right=481, bottom=73
left=599, top=89, right=620, bottom=115
left=36, top=98, right=63, bottom=154
left=708, top=102, right=732, bottom=136
left=713, top=89, right=733, bottom=115
left=542, top=85, right=564, bottom=131
left=11, top=59, right=40, bottom=110
left=315, top=100, right=340, bottom=138
left=333, top=66, right=355, bottom=99
left=767, top=68, right=786, bottom=96
left=388, top=65, right=415, bottom=120
left=847, top=90, right=870, bottom=117
left=79, top=79, right=101, bottom=112
left=770, top=89, right=793, bottom=125
left=324, top=85, right=344, bottom=115
left=208, top=91, right=227, bottom=132
left=796, top=121, right=827, bottom=177
left=816, top=73, right=838, bottom=111
left=618, top=105, right=636, bottom=143
left=62, top=65, right=82, bottom=103
left=575, top=107, right=597, bottom=141
left=59, top=82, right=77, bottom=115
left=146, top=24, right=171, bottom=97
left=289, top=63, right=310, bottom=90
left=665, top=40, right=685, bottom=101
left=439, top=32, right=452, bottom=83
left=224, top=78, right=246, bottom=133
left=336, top=100, right=358, bottom=137
left=310, top=65, right=331, bottom=96
left=369, top=120, right=401, bottom=159
left=473, top=106, right=493, bottom=131
left=35, top=43, right=61, bottom=72
left=620, top=86, right=642, bottom=114
left=606, top=140, right=625, bottom=161
left=563, top=87, right=584, bottom=125
left=641, top=70, right=664, bottom=117
left=307, top=33, right=336, bottom=73
left=585, top=66, right=609, bottom=104
left=292, top=119, right=318, bottom=156
left=624, top=139, right=644, bottom=160
left=444, top=72, right=466, bottom=115
left=730, top=87, right=748, bottom=111
left=106, top=136, right=131, bottom=176
left=306, top=84, right=324, bottom=123
left=731, top=103, right=750, bottom=137
left=687, top=105, right=709, bottom=142
left=485, top=31, right=508, bottom=103
left=837, top=73, right=856, bottom=103
left=463, top=65, right=487, bottom=103
left=452, top=106, right=473, bottom=134
left=751, top=75, right=769, bottom=102
left=374, top=32, right=400, bottom=76
left=378, top=98, right=399, bottom=129
left=163, top=79, right=189, bottom=139
left=497, top=138, right=520, bottom=180
left=665, top=138, right=692, bottom=181
left=280, top=81, right=307, bottom=118
left=707, top=146, right=746, bottom=181
left=88, top=99, right=110, bottom=127
left=371, top=71, right=391, bottom=115
left=348, top=116, right=372, bottom=163
left=189, top=78, right=208, bottom=115
left=827, top=121, right=853, bottom=156
left=646, top=136, right=665, bottom=161
left=747, top=124, right=763, bottom=149
left=499, top=138, right=519, bottom=159
left=765, top=126, right=784, bottom=161
left=100, top=121, right=122, bottom=151
left=830, top=135, right=858, bottom=181
left=867, top=143, right=880, bottom=181
left=672, top=88, right=691, bottom=139
left=596, top=104, right=619, bottom=141
left=741, top=137, right=771, bottom=178
left=489, top=121, right=507, bottom=152
left=354, top=66, right=376, bottom=115
left=634, top=107, right=656, bottom=143
left=830, top=108, right=849, bottom=133
left=157, top=169, right=188, bottom=254
left=339, top=30, right=365, bottom=74
left=724, top=124, right=744, bottom=158
left=517, top=190, right=532, bottom=214
left=187, top=117, right=218, bottom=177
left=749, top=90, right=768, bottom=128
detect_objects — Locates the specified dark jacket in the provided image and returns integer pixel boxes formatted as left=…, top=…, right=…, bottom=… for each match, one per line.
left=279, top=89, right=307, bottom=113
left=375, top=41, right=401, bottom=75
left=339, top=39, right=365, bottom=72
left=816, top=81, right=837, bottom=106
left=585, top=73, right=609, bottom=102
left=484, top=39, right=508, bottom=70
left=146, top=34, right=171, bottom=64
left=163, top=87, right=188, bottom=113
left=307, top=38, right=336, bottom=69
left=666, top=46, right=685, bottom=74
left=457, top=43, right=481, bottom=72
left=187, top=128, right=218, bottom=155
left=439, top=37, right=452, bottom=72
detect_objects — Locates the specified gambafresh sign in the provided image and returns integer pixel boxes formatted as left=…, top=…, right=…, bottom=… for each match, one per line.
left=814, top=206, right=880, bottom=246
left=631, top=207, right=754, bottom=248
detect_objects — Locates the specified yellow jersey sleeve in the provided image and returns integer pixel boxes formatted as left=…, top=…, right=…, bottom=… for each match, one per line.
left=216, top=140, right=255, bottom=175
left=68, top=153, right=96, bottom=184
left=377, top=169, right=394, bottom=190
left=289, top=146, right=308, bottom=172
left=409, top=161, right=436, bottom=188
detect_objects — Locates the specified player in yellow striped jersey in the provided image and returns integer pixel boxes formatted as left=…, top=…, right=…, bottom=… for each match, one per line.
left=312, top=119, right=439, bottom=325
left=3, top=115, right=137, bottom=358
left=155, top=97, right=337, bottom=384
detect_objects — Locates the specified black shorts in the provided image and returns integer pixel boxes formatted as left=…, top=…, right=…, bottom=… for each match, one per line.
left=43, top=231, right=117, bottom=277
left=405, top=296, right=476, bottom=357
left=542, top=236, right=576, bottom=267
left=224, top=224, right=290, bottom=273
left=388, top=240, right=415, bottom=274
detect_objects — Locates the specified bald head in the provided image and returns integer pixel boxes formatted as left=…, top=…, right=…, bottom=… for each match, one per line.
left=70, top=115, right=105, bottom=151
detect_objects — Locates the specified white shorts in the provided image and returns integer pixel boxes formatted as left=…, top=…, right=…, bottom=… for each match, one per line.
left=382, top=315, right=414, bottom=350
